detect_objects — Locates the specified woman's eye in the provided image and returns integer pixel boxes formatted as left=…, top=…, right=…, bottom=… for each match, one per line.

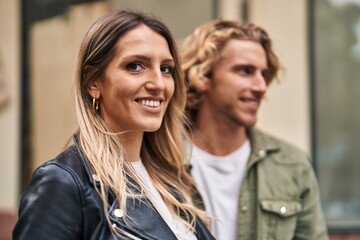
left=126, top=62, right=143, bottom=72
left=161, top=65, right=174, bottom=75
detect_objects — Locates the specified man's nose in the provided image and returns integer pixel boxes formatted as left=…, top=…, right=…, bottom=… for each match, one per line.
left=252, top=72, right=267, bottom=93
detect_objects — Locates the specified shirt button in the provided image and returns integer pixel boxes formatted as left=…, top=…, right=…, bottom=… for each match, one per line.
left=114, top=208, right=123, bottom=218
left=258, top=150, right=266, bottom=158
left=280, top=206, right=287, bottom=215
left=241, top=205, right=248, bottom=212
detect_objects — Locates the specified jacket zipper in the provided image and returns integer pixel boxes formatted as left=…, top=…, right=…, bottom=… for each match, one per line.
left=112, top=224, right=143, bottom=240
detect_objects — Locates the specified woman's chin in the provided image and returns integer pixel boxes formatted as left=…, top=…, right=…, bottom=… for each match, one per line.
left=142, top=122, right=163, bottom=133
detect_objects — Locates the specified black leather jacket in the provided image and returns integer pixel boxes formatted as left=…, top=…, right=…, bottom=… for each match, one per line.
left=13, top=145, right=214, bottom=240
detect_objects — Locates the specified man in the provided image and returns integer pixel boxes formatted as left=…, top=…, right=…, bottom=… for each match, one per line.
left=181, top=20, right=328, bottom=240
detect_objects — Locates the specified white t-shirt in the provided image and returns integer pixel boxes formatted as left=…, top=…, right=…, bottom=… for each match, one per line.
left=132, top=160, right=197, bottom=240
left=186, top=140, right=250, bottom=240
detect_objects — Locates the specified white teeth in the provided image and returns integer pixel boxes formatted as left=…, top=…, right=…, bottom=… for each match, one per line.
left=241, top=98, right=257, bottom=105
left=140, top=100, right=160, bottom=107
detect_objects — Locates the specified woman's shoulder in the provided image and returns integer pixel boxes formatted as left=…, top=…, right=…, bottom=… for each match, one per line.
left=14, top=146, right=88, bottom=239
left=33, top=145, right=91, bottom=186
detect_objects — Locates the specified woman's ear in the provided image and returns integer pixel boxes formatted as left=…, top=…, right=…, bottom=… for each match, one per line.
left=88, top=81, right=101, bottom=99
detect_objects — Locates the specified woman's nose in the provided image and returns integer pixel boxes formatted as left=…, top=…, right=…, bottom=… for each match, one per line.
left=145, top=69, right=166, bottom=91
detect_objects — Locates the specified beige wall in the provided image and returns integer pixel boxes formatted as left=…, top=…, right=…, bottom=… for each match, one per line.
left=0, top=0, right=20, bottom=209
left=217, top=0, right=243, bottom=20
left=250, top=0, right=310, bottom=154
left=31, top=2, right=109, bottom=170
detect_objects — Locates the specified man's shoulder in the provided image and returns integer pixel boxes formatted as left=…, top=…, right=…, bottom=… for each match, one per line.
left=250, top=128, right=310, bottom=164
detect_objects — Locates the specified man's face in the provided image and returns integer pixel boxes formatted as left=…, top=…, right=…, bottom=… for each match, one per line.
left=203, top=39, right=268, bottom=128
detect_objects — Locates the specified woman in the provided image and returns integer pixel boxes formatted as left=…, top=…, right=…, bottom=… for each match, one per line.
left=13, top=10, right=213, bottom=240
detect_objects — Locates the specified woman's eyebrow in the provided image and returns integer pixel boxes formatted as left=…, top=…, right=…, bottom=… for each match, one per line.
left=121, top=54, right=151, bottom=62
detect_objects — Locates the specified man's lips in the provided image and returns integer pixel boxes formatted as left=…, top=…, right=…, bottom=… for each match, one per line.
left=239, top=97, right=260, bottom=106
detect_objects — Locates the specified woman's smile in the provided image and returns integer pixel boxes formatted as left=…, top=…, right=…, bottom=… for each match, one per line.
left=136, top=97, right=164, bottom=113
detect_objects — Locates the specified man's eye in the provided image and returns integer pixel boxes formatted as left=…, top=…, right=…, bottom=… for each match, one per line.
left=262, top=70, right=270, bottom=81
left=239, top=66, right=255, bottom=74
left=161, top=65, right=174, bottom=75
left=126, top=62, right=143, bottom=72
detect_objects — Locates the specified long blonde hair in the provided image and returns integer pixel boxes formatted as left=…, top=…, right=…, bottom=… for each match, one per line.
left=74, top=10, right=205, bottom=233
left=181, top=20, right=280, bottom=126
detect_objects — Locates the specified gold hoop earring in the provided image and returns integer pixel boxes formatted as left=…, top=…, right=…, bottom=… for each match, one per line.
left=92, top=98, right=99, bottom=112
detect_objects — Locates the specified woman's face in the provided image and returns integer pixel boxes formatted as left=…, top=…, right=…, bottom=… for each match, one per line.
left=89, top=24, right=175, bottom=133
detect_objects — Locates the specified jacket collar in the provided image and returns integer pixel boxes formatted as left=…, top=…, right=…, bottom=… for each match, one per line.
left=71, top=133, right=179, bottom=239
left=185, top=127, right=280, bottom=169
left=246, top=127, right=280, bottom=170
left=71, top=132, right=104, bottom=187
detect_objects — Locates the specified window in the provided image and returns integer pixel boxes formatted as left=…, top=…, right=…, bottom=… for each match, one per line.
left=310, top=0, right=360, bottom=232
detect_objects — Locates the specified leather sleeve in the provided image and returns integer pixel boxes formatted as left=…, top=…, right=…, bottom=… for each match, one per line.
left=13, top=162, right=83, bottom=240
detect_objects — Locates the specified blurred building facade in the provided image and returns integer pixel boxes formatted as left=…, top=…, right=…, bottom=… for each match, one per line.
left=0, top=0, right=359, bottom=238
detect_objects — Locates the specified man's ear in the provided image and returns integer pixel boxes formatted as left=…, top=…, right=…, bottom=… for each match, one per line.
left=88, top=81, right=101, bottom=99
left=199, top=76, right=211, bottom=92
